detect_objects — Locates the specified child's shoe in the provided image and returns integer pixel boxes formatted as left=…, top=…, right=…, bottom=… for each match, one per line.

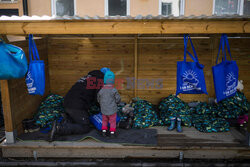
left=110, top=131, right=117, bottom=138
left=102, top=130, right=107, bottom=137
left=176, top=118, right=183, bottom=133
left=168, top=117, right=176, bottom=131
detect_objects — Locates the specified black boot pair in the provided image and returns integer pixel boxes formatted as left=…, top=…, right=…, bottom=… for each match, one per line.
left=101, top=130, right=117, bottom=138
left=22, top=118, right=40, bottom=133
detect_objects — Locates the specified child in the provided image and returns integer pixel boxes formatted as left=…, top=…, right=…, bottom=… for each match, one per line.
left=97, top=71, right=121, bottom=137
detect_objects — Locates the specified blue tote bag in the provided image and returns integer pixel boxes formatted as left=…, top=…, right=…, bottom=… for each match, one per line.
left=0, top=39, right=28, bottom=79
left=25, top=35, right=45, bottom=95
left=212, top=34, right=238, bottom=102
left=176, top=35, right=207, bottom=95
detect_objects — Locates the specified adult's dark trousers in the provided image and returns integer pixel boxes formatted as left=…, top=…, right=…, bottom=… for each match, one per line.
left=57, top=108, right=91, bottom=135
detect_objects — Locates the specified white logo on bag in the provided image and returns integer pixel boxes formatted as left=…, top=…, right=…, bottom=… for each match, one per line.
left=226, top=72, right=236, bottom=91
left=223, top=72, right=237, bottom=96
left=181, top=70, right=201, bottom=91
left=25, top=71, right=36, bottom=93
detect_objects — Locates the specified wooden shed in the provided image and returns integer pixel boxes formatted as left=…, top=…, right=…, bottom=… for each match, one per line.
left=0, top=15, right=250, bottom=159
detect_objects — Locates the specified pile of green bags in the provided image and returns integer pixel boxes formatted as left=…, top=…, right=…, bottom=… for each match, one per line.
left=34, top=94, right=64, bottom=128
left=192, top=114, right=230, bottom=133
left=158, top=95, right=193, bottom=127
left=191, top=103, right=230, bottom=133
left=217, top=91, right=249, bottom=119
left=131, top=98, right=162, bottom=128
left=158, top=92, right=249, bottom=133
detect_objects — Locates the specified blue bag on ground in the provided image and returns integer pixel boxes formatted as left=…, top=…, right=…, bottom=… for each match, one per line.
left=212, top=34, right=238, bottom=102
left=0, top=39, right=28, bottom=79
left=25, top=35, right=45, bottom=95
left=90, top=113, right=120, bottom=131
left=176, top=35, right=207, bottom=95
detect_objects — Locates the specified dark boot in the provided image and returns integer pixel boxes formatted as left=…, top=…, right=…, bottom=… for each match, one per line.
left=110, top=131, right=117, bottom=138
left=176, top=118, right=183, bottom=133
left=101, top=130, right=107, bottom=137
left=49, top=120, right=58, bottom=142
left=168, top=117, right=176, bottom=131
left=22, top=119, right=40, bottom=133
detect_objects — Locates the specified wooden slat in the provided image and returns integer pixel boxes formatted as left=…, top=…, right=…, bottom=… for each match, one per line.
left=0, top=80, right=14, bottom=132
left=134, top=37, right=138, bottom=97
left=0, top=20, right=249, bottom=34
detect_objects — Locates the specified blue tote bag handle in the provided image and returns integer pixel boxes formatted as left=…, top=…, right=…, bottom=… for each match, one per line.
left=29, top=34, right=40, bottom=61
left=223, top=34, right=232, bottom=61
left=184, top=34, right=197, bottom=62
left=216, top=34, right=232, bottom=64
left=184, top=34, right=204, bottom=68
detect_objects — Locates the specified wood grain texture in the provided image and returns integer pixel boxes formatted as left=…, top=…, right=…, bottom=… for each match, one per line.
left=48, top=37, right=250, bottom=105
left=0, top=80, right=14, bottom=132
left=0, top=20, right=249, bottom=35
left=48, top=38, right=135, bottom=102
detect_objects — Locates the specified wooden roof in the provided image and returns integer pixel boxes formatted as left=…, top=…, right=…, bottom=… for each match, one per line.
left=0, top=15, right=250, bottom=35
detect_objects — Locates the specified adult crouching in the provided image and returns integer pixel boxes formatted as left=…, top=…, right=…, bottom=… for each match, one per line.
left=49, top=70, right=104, bottom=141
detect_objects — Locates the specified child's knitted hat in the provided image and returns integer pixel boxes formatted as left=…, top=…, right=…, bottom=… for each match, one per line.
left=104, top=71, right=115, bottom=84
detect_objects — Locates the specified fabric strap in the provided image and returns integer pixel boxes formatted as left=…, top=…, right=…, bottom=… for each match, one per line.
left=216, top=34, right=232, bottom=64
left=29, top=34, right=40, bottom=61
left=184, top=34, right=199, bottom=63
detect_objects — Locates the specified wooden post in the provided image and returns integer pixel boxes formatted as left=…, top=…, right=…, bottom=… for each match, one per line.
left=0, top=80, right=16, bottom=143
left=134, top=36, right=138, bottom=97
left=210, top=35, right=220, bottom=99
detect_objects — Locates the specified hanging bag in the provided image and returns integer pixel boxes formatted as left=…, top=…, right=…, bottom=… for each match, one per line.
left=25, top=35, right=45, bottom=95
left=176, top=34, right=207, bottom=95
left=0, top=39, right=28, bottom=79
left=212, top=34, right=238, bottom=102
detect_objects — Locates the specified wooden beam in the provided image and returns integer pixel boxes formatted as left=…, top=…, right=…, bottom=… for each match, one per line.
left=0, top=20, right=249, bottom=35
left=134, top=36, right=138, bottom=97
left=0, top=80, right=15, bottom=132
left=0, top=3, right=19, bottom=9
left=1, top=141, right=249, bottom=159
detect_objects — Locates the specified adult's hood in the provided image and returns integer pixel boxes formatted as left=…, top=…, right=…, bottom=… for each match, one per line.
left=88, top=70, right=104, bottom=79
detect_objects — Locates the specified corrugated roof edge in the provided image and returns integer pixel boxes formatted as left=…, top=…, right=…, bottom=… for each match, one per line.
left=0, top=14, right=250, bottom=21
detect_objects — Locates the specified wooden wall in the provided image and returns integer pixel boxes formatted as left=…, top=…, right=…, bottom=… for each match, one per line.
left=138, top=38, right=214, bottom=104
left=48, top=38, right=135, bottom=102
left=4, top=39, right=50, bottom=134
left=48, top=37, right=250, bottom=105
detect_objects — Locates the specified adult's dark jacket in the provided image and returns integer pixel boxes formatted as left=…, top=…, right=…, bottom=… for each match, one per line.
left=64, top=70, right=104, bottom=111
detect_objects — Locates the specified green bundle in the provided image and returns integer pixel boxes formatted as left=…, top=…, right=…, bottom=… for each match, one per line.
left=131, top=98, right=162, bottom=128
left=34, top=94, right=65, bottom=128
left=192, top=114, right=230, bottom=133
left=158, top=95, right=193, bottom=127
left=191, top=102, right=230, bottom=133
left=217, top=91, right=249, bottom=119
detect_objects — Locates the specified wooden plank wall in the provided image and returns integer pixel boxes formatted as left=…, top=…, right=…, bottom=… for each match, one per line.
left=48, top=38, right=135, bottom=102
left=6, top=39, right=50, bottom=133
left=138, top=38, right=213, bottom=104
left=48, top=37, right=250, bottom=105
left=228, top=38, right=250, bottom=100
